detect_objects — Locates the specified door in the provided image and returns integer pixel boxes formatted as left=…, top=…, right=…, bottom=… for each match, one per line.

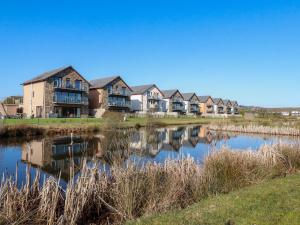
left=36, top=106, right=43, bottom=118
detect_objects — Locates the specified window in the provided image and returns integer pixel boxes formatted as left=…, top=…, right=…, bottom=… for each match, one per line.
left=107, top=85, right=112, bottom=94
left=75, top=80, right=82, bottom=90
left=32, top=91, right=35, bottom=98
left=66, top=78, right=71, bottom=88
left=122, top=87, right=126, bottom=95
left=54, top=77, right=62, bottom=87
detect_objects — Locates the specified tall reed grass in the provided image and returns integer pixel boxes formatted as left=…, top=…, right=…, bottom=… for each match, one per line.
left=209, top=124, right=300, bottom=136
left=0, top=143, right=300, bottom=225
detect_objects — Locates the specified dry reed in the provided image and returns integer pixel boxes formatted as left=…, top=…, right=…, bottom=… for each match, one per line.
left=209, top=124, right=300, bottom=136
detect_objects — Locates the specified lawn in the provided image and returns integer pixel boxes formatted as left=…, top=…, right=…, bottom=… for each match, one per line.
left=0, top=116, right=230, bottom=127
left=128, top=173, right=300, bottom=225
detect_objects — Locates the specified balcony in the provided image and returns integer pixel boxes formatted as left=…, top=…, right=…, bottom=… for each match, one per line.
left=148, top=95, right=162, bottom=101
left=108, top=100, right=131, bottom=108
left=53, top=96, right=88, bottom=105
left=206, top=105, right=214, bottom=113
left=172, top=104, right=184, bottom=112
left=172, top=97, right=183, bottom=104
left=218, top=107, right=224, bottom=114
left=108, top=89, right=131, bottom=97
left=190, top=106, right=199, bottom=112
left=54, top=82, right=89, bottom=92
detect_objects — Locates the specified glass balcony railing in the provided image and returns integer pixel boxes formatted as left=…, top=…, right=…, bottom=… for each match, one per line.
left=172, top=98, right=183, bottom=104
left=108, top=100, right=131, bottom=108
left=108, top=89, right=131, bottom=97
left=147, top=95, right=162, bottom=101
left=172, top=104, right=184, bottom=111
left=53, top=96, right=88, bottom=105
left=190, top=106, right=199, bottom=112
left=54, top=82, right=89, bottom=92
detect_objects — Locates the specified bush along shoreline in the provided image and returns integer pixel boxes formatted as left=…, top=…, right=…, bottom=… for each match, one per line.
left=0, top=143, right=300, bottom=225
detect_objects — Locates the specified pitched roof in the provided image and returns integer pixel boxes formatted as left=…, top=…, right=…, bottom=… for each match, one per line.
left=22, top=66, right=90, bottom=85
left=198, top=96, right=211, bottom=103
left=231, top=101, right=239, bottom=106
left=213, top=98, right=224, bottom=105
left=181, top=93, right=198, bottom=101
left=90, top=76, right=133, bottom=91
left=131, top=84, right=163, bottom=96
left=223, top=99, right=231, bottom=106
left=23, top=66, right=70, bottom=85
left=161, top=89, right=183, bottom=99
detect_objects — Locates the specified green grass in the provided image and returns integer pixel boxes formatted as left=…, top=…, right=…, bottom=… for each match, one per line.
left=0, top=116, right=229, bottom=127
left=128, top=173, right=300, bottom=225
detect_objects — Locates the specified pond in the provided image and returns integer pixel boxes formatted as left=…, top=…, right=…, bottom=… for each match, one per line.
left=0, top=125, right=299, bottom=186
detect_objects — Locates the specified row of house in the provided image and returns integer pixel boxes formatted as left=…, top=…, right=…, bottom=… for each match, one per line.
left=21, top=66, right=239, bottom=118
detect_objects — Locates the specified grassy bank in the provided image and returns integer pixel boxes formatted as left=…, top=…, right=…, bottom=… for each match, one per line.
left=0, top=116, right=228, bottom=138
left=128, top=173, right=300, bottom=225
left=0, top=143, right=300, bottom=224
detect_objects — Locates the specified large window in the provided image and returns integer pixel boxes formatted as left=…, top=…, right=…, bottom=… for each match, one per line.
left=66, top=78, right=71, bottom=88
left=54, top=91, right=82, bottom=104
left=75, top=80, right=82, bottom=90
left=54, top=77, right=62, bottom=87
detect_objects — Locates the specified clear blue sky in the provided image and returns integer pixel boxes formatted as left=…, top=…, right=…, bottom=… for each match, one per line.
left=0, top=0, right=299, bottom=107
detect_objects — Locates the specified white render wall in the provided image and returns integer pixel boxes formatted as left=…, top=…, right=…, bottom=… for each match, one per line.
left=183, top=100, right=189, bottom=113
left=131, top=86, right=164, bottom=112
left=131, top=95, right=143, bottom=111
left=162, top=99, right=170, bottom=112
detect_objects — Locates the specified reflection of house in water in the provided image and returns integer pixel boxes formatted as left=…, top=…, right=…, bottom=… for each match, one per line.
left=130, top=128, right=165, bottom=157
left=182, top=126, right=200, bottom=147
left=198, top=127, right=232, bottom=145
left=162, top=127, right=185, bottom=151
left=198, top=126, right=214, bottom=144
left=92, top=132, right=131, bottom=165
left=21, top=136, right=94, bottom=181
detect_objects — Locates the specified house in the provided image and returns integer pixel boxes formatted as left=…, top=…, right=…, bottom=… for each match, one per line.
left=0, top=103, right=7, bottom=119
left=22, top=66, right=90, bottom=118
left=130, top=84, right=165, bottom=113
left=198, top=96, right=214, bottom=115
left=213, top=98, right=225, bottom=114
left=1, top=96, right=23, bottom=117
left=89, top=76, right=132, bottom=117
left=223, top=99, right=233, bottom=114
left=181, top=93, right=199, bottom=115
left=161, top=89, right=185, bottom=115
left=231, top=101, right=239, bottom=114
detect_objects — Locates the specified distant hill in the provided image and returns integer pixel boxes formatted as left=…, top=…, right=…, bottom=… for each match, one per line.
left=240, top=105, right=300, bottom=113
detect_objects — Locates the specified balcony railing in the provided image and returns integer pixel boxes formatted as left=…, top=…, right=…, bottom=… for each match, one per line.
left=54, top=82, right=89, bottom=92
left=172, top=105, right=184, bottom=111
left=108, top=101, right=131, bottom=108
left=53, top=96, right=88, bottom=105
left=148, top=95, right=162, bottom=101
left=190, top=106, right=199, bottom=112
left=108, top=89, right=131, bottom=97
left=172, top=98, right=183, bottom=104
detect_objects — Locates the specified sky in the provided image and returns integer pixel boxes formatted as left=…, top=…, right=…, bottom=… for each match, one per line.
left=0, top=0, right=299, bottom=107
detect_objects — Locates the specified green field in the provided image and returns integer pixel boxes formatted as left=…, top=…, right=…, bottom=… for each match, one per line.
left=128, top=173, right=300, bottom=225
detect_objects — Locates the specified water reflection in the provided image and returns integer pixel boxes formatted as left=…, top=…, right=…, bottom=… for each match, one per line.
left=1, top=125, right=297, bottom=183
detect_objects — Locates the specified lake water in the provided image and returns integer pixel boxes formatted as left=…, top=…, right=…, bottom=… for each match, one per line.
left=0, top=125, right=299, bottom=186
